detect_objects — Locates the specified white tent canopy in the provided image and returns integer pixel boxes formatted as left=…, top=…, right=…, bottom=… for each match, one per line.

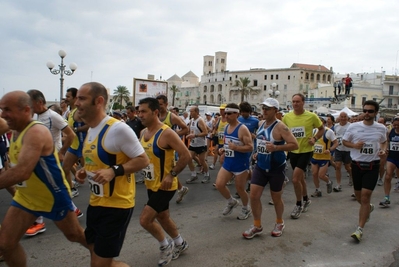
left=331, top=106, right=358, bottom=118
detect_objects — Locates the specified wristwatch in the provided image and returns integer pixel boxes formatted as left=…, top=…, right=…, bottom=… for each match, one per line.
left=170, top=170, right=178, bottom=177
left=74, top=127, right=78, bottom=133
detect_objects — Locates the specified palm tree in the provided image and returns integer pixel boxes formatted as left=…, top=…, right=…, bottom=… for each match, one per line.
left=113, top=85, right=131, bottom=107
left=235, top=77, right=253, bottom=103
left=169, top=85, right=180, bottom=106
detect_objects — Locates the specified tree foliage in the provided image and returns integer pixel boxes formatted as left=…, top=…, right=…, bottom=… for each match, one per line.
left=235, top=77, right=253, bottom=102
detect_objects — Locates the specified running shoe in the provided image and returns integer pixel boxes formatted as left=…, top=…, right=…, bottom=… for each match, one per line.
left=71, top=188, right=79, bottom=198
left=158, top=240, right=174, bottom=266
left=326, top=181, right=333, bottom=194
left=290, top=205, right=302, bottom=219
left=351, top=227, right=363, bottom=242
left=172, top=240, right=189, bottom=260
left=271, top=222, right=285, bottom=237
left=377, top=178, right=383, bottom=186
left=75, top=208, right=83, bottom=218
left=136, top=179, right=144, bottom=184
left=311, top=190, right=322, bottom=198
left=186, top=176, right=198, bottom=184
left=379, top=198, right=391, bottom=207
left=73, top=180, right=80, bottom=188
left=269, top=199, right=274, bottom=205
left=333, top=186, right=342, bottom=192
left=367, top=204, right=374, bottom=222
left=209, top=164, right=215, bottom=170
left=176, top=186, right=189, bottom=204
left=25, top=222, right=46, bottom=236
left=222, top=198, right=239, bottom=215
left=201, top=175, right=210, bottom=184
left=302, top=200, right=311, bottom=212
left=237, top=207, right=252, bottom=220
left=351, top=193, right=356, bottom=198
left=242, top=225, right=263, bottom=239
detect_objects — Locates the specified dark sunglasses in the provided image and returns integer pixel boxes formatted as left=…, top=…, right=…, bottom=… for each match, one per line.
left=362, top=109, right=375, bottom=114
left=225, top=112, right=237, bottom=115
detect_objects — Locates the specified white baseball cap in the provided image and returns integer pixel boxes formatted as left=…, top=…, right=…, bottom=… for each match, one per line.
left=261, top=98, right=279, bottom=109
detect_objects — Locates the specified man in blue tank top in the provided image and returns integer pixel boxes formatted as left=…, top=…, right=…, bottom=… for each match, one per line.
left=214, top=103, right=254, bottom=221
left=242, top=98, right=298, bottom=239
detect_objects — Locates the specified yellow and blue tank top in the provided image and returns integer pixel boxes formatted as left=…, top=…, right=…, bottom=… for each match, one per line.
left=10, top=121, right=71, bottom=212
left=312, top=127, right=332, bottom=160
left=83, top=117, right=135, bottom=209
left=160, top=112, right=173, bottom=128
left=216, top=119, right=228, bottom=145
left=140, top=124, right=178, bottom=192
left=68, top=108, right=87, bottom=150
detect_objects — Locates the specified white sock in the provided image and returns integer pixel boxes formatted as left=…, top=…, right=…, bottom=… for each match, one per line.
left=173, top=234, right=183, bottom=246
left=191, top=171, right=197, bottom=176
left=35, top=216, right=43, bottom=224
left=159, top=238, right=169, bottom=248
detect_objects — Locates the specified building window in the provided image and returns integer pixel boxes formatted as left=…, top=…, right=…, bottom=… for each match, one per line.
left=208, top=61, right=212, bottom=66
left=264, top=75, right=267, bottom=80
left=288, top=75, right=290, bottom=80
left=284, top=85, right=287, bottom=90
left=351, top=96, right=356, bottom=105
left=271, top=75, right=274, bottom=80
left=389, top=85, right=394, bottom=95
left=276, top=75, right=279, bottom=80
left=229, top=77, right=232, bottom=81
left=235, top=75, right=238, bottom=78
left=221, top=59, right=225, bottom=63
left=264, top=85, right=267, bottom=91
left=362, top=97, right=366, bottom=105
left=253, top=80, right=258, bottom=86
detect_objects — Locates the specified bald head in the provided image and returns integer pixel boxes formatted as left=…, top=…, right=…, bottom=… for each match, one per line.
left=1, top=91, right=32, bottom=109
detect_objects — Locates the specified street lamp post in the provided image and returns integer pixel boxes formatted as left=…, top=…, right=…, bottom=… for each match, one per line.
left=46, top=50, right=77, bottom=101
left=268, top=82, right=280, bottom=98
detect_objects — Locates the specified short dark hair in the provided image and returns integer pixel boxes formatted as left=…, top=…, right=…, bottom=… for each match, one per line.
left=27, top=89, right=46, bottom=105
left=155, top=95, right=168, bottom=103
left=139, top=97, right=160, bottom=111
left=173, top=107, right=179, bottom=112
left=326, top=114, right=335, bottom=123
left=126, top=106, right=135, bottom=112
left=292, top=93, right=305, bottom=102
left=239, top=101, right=252, bottom=113
left=363, top=100, right=379, bottom=113
left=226, top=103, right=239, bottom=110
left=67, top=87, right=78, bottom=98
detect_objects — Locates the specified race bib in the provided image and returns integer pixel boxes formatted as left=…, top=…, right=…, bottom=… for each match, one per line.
left=218, top=131, right=224, bottom=140
left=360, top=143, right=376, bottom=155
left=336, top=136, right=343, bottom=146
left=143, top=164, right=155, bottom=181
left=291, top=126, right=305, bottom=138
left=390, top=141, right=399, bottom=151
left=256, top=139, right=270, bottom=155
left=314, top=144, right=323, bottom=154
left=9, top=162, right=27, bottom=187
left=224, top=144, right=234, bottom=157
left=87, top=171, right=104, bottom=197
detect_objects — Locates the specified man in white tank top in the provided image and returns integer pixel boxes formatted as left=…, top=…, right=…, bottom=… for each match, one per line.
left=186, top=106, right=210, bottom=184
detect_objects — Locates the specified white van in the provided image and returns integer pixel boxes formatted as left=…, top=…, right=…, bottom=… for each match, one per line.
left=186, top=105, right=221, bottom=118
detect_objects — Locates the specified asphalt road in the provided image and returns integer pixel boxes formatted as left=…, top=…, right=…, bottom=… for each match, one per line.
left=1, top=158, right=399, bottom=267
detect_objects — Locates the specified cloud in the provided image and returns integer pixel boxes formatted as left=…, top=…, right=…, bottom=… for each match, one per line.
left=1, top=0, right=399, bottom=101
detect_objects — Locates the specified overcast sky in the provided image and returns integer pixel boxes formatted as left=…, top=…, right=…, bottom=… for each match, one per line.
left=1, top=0, right=399, bottom=101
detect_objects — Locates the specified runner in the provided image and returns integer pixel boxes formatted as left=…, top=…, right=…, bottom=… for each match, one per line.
left=74, top=82, right=149, bottom=266
left=215, top=103, right=253, bottom=220
left=310, top=116, right=338, bottom=198
left=282, top=93, right=324, bottom=219
left=155, top=95, right=190, bottom=204
left=379, top=116, right=399, bottom=207
left=0, top=91, right=87, bottom=266
left=343, top=100, right=387, bottom=242
left=242, top=98, right=298, bottom=239
left=138, top=97, right=190, bottom=266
